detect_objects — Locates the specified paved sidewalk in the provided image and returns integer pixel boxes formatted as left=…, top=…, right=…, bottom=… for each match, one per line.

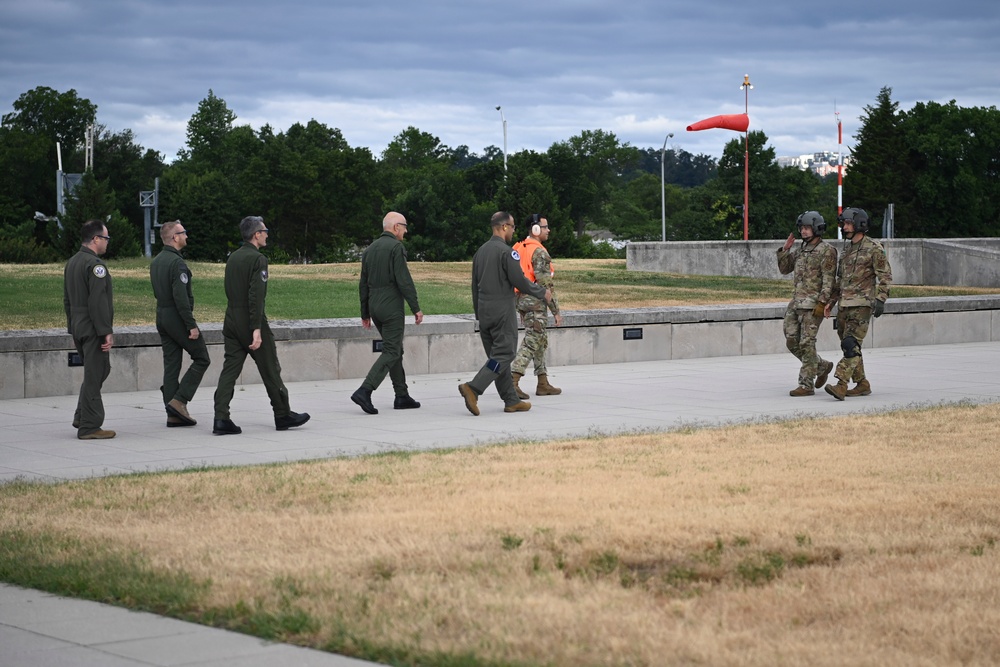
left=2, top=342, right=1000, bottom=666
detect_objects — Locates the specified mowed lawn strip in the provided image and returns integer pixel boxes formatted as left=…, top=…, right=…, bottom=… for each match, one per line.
left=2, top=402, right=999, bottom=666
left=2, top=259, right=997, bottom=330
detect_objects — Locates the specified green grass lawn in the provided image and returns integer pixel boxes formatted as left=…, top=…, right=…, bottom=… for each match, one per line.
left=1, top=258, right=995, bottom=330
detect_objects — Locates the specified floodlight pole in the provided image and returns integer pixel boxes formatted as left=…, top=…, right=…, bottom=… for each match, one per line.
left=496, top=106, right=507, bottom=176
left=661, top=132, right=673, bottom=242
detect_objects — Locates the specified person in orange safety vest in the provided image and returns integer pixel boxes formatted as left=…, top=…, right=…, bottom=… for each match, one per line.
left=511, top=214, right=563, bottom=399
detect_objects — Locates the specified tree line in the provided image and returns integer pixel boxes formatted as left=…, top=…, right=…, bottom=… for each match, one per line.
left=1, top=85, right=998, bottom=264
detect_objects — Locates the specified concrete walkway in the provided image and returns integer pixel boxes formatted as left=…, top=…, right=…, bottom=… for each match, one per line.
left=3, top=341, right=1000, bottom=666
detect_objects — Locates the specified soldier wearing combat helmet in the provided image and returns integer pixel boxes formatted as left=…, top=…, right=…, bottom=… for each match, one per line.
left=823, top=207, right=892, bottom=400
left=777, top=211, right=838, bottom=396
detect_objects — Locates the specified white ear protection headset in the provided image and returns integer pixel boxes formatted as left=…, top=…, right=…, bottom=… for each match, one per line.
left=530, top=213, right=541, bottom=236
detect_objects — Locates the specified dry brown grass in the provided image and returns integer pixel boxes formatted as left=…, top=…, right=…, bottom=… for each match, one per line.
left=3, top=402, right=1000, bottom=665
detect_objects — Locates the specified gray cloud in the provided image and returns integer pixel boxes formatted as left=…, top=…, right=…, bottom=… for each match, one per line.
left=2, top=0, right=997, bottom=163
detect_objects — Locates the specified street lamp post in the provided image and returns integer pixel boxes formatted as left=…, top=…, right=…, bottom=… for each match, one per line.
left=661, top=132, right=674, bottom=242
left=495, top=106, right=507, bottom=175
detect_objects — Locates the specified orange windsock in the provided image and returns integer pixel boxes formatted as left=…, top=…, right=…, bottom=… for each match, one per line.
left=686, top=113, right=750, bottom=132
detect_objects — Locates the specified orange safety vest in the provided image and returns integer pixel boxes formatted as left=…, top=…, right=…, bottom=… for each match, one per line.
left=512, top=237, right=554, bottom=293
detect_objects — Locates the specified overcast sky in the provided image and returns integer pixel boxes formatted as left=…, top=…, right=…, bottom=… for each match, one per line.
left=1, top=0, right=997, bottom=164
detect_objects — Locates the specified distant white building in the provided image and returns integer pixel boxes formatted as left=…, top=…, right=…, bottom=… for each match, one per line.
left=777, top=150, right=851, bottom=177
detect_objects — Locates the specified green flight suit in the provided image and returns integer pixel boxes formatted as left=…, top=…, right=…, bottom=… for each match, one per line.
left=213, top=242, right=291, bottom=420
left=63, top=246, right=114, bottom=435
left=150, top=245, right=210, bottom=405
left=359, top=231, right=421, bottom=396
left=468, top=235, right=547, bottom=405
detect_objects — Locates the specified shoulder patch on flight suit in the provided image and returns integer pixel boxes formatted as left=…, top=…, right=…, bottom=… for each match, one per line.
left=180, top=273, right=189, bottom=284
left=511, top=250, right=520, bottom=261
left=260, top=269, right=268, bottom=283
left=93, top=265, right=107, bottom=278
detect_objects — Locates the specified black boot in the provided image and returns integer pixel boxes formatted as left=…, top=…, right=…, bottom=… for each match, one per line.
left=393, top=395, right=421, bottom=409
left=275, top=411, right=311, bottom=430
left=351, top=387, right=378, bottom=414
left=213, top=418, right=242, bottom=435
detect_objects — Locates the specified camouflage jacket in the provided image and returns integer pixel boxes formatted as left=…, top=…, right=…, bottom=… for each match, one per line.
left=776, top=238, right=837, bottom=309
left=516, top=245, right=559, bottom=314
left=831, top=235, right=892, bottom=307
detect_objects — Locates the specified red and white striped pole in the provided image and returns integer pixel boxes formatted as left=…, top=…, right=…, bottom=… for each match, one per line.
left=836, top=109, right=843, bottom=240
left=740, top=74, right=753, bottom=241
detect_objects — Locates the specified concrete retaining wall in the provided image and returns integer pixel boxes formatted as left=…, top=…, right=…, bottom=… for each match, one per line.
left=627, top=238, right=1000, bottom=287
left=4, top=296, right=1000, bottom=400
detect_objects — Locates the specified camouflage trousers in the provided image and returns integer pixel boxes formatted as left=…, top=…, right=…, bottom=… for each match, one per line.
left=783, top=307, right=828, bottom=389
left=834, top=306, right=871, bottom=383
left=512, top=309, right=549, bottom=377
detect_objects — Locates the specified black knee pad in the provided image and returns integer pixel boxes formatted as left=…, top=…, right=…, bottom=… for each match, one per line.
left=841, top=335, right=861, bottom=359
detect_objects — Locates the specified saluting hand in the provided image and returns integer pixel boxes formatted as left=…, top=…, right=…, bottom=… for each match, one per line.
left=782, top=232, right=795, bottom=252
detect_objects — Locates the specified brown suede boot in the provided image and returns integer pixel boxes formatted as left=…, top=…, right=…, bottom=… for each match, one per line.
left=789, top=386, right=814, bottom=397
left=166, top=398, right=197, bottom=426
left=815, top=360, right=834, bottom=388
left=535, top=374, right=562, bottom=396
left=504, top=401, right=532, bottom=413
left=458, top=383, right=480, bottom=416
left=846, top=379, right=872, bottom=397
left=824, top=380, right=848, bottom=401
left=512, top=372, right=530, bottom=400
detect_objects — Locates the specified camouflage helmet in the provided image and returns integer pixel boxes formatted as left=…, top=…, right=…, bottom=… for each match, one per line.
left=796, top=211, right=826, bottom=236
left=838, top=207, right=870, bottom=233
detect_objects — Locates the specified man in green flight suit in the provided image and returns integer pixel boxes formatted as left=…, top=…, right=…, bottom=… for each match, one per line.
left=149, top=220, right=210, bottom=427
left=212, top=216, right=310, bottom=434
left=459, top=211, right=551, bottom=416
left=351, top=211, right=424, bottom=414
left=64, top=219, right=116, bottom=440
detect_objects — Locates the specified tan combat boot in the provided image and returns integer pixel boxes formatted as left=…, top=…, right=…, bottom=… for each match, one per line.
left=815, top=360, right=834, bottom=388
left=79, top=429, right=116, bottom=440
left=512, top=372, right=530, bottom=400
left=166, top=398, right=197, bottom=426
left=459, top=383, right=480, bottom=416
left=504, top=401, right=532, bottom=413
left=789, top=386, right=814, bottom=397
left=535, top=374, right=562, bottom=396
left=824, top=380, right=848, bottom=401
left=846, top=379, right=871, bottom=397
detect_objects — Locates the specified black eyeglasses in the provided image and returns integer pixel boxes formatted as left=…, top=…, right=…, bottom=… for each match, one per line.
left=95, top=235, right=111, bottom=241
left=256, top=228, right=269, bottom=234
left=174, top=230, right=188, bottom=236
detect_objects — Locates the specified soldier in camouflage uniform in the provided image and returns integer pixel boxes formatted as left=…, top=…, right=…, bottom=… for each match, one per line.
left=777, top=211, right=838, bottom=396
left=511, top=214, right=563, bottom=399
left=823, top=207, right=892, bottom=400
